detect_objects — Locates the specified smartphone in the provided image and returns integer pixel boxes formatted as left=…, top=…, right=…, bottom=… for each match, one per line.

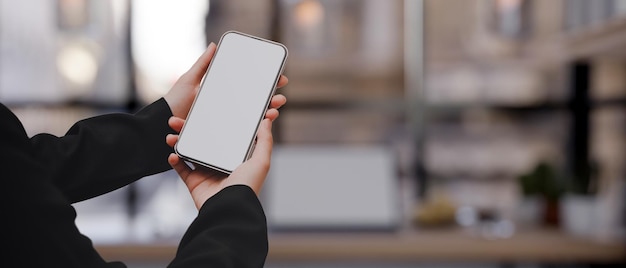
left=175, top=31, right=288, bottom=174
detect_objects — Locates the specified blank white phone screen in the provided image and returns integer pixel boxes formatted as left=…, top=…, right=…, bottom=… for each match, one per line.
left=176, top=32, right=287, bottom=173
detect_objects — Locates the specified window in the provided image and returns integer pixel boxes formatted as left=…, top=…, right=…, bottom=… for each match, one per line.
left=493, top=0, right=530, bottom=38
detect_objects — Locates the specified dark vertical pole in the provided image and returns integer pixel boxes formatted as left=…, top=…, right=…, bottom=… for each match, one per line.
left=568, top=61, right=592, bottom=194
left=416, top=131, right=427, bottom=200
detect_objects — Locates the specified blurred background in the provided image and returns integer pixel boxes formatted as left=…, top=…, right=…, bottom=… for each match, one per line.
left=1, top=0, right=625, bottom=267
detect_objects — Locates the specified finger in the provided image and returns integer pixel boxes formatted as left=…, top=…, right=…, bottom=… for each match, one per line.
left=277, top=75, right=288, bottom=88
left=251, top=119, right=273, bottom=162
left=168, top=116, right=185, bottom=133
left=269, top=94, right=287, bottom=109
left=265, top=108, right=279, bottom=121
left=166, top=134, right=179, bottom=148
left=168, top=153, right=192, bottom=179
left=179, top=42, right=217, bottom=84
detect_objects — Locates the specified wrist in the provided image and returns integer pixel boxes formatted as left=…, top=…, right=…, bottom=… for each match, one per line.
left=163, top=94, right=181, bottom=118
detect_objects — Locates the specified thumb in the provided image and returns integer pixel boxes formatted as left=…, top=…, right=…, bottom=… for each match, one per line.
left=179, top=42, right=217, bottom=84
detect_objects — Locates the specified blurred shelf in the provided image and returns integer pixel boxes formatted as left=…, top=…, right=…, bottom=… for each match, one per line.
left=425, top=97, right=625, bottom=113
left=425, top=102, right=568, bottom=114
left=564, top=16, right=626, bottom=60
left=283, top=98, right=408, bottom=113
left=95, top=228, right=625, bottom=264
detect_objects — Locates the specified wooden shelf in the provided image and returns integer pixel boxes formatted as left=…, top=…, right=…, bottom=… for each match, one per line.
left=96, top=228, right=625, bottom=264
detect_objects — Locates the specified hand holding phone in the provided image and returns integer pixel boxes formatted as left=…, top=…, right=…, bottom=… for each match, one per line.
left=174, top=31, right=288, bottom=174
left=168, top=116, right=275, bottom=209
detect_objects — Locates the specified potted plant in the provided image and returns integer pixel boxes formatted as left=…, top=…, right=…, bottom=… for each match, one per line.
left=560, top=160, right=599, bottom=237
left=517, top=162, right=564, bottom=227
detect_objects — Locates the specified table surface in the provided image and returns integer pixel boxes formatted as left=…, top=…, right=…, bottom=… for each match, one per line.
left=95, top=228, right=625, bottom=263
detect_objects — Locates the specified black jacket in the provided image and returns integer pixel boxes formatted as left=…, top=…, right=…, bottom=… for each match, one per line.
left=1, top=98, right=268, bottom=267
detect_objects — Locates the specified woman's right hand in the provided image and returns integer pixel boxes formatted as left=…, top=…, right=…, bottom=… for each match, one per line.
left=166, top=117, right=276, bottom=210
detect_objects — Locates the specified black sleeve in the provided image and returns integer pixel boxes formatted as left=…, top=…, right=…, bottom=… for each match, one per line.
left=3, top=102, right=268, bottom=268
left=168, top=185, right=269, bottom=268
left=28, top=98, right=175, bottom=203
left=2, top=103, right=125, bottom=268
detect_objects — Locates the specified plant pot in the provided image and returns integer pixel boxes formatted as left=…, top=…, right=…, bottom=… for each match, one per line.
left=542, top=197, right=560, bottom=227
left=560, top=194, right=598, bottom=237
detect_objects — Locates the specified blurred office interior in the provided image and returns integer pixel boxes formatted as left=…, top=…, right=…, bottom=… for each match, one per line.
left=1, top=0, right=625, bottom=267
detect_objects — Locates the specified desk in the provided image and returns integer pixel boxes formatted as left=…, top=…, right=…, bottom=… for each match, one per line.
left=96, top=229, right=625, bottom=264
